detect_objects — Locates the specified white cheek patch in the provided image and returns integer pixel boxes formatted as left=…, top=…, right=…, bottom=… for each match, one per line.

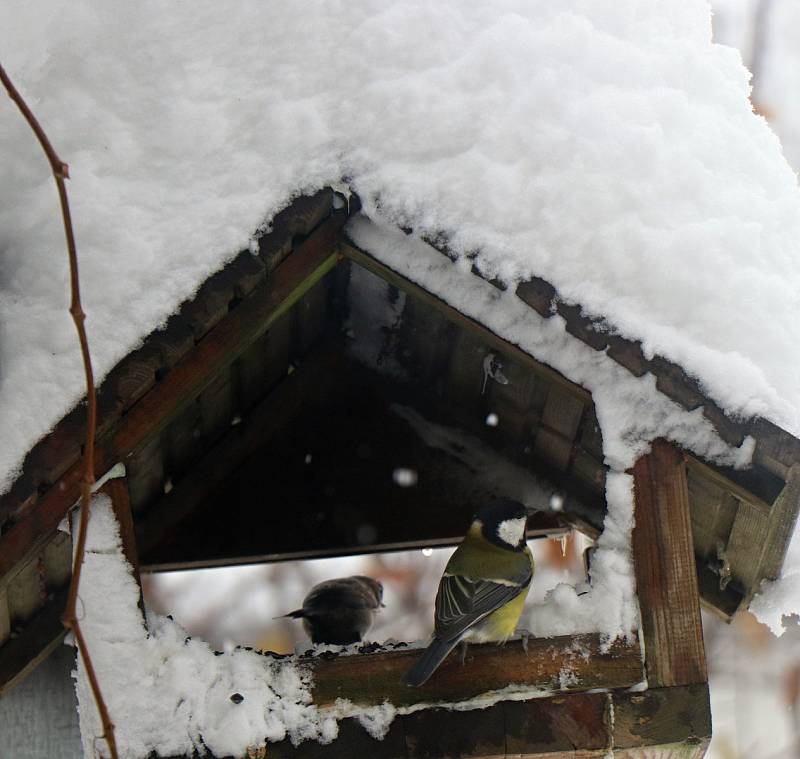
left=496, top=517, right=527, bottom=547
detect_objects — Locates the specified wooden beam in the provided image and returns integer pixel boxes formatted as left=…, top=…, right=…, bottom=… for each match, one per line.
left=612, top=683, right=711, bottom=758
left=340, top=238, right=592, bottom=404
left=0, top=585, right=68, bottom=697
left=0, top=215, right=344, bottom=585
left=632, top=440, right=707, bottom=688
left=257, top=683, right=708, bottom=759
left=305, top=634, right=643, bottom=709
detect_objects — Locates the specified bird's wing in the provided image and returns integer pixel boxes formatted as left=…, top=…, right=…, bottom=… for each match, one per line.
left=433, top=569, right=530, bottom=643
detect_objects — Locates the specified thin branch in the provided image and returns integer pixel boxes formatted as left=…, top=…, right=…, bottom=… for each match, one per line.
left=0, top=63, right=117, bottom=759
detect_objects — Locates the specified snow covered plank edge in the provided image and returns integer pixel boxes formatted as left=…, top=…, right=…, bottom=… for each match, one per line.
left=246, top=684, right=708, bottom=759
left=0, top=211, right=345, bottom=585
left=0, top=190, right=338, bottom=529
left=407, top=221, right=800, bottom=479
left=305, top=633, right=643, bottom=709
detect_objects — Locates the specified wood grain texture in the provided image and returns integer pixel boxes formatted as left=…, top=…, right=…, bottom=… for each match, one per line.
left=307, top=634, right=643, bottom=709
left=260, top=684, right=707, bottom=759
left=632, top=440, right=707, bottom=688
left=613, top=684, right=711, bottom=758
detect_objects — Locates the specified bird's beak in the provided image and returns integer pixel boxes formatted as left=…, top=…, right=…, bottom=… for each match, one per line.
left=524, top=504, right=539, bottom=516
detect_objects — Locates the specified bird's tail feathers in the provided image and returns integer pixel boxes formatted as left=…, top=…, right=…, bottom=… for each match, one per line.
left=402, top=636, right=461, bottom=687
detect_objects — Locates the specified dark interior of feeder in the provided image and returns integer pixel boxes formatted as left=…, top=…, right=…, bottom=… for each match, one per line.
left=131, top=259, right=605, bottom=572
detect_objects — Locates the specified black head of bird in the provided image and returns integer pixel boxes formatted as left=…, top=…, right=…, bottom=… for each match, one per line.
left=473, top=498, right=530, bottom=551
left=403, top=498, right=534, bottom=687
left=280, top=575, right=384, bottom=645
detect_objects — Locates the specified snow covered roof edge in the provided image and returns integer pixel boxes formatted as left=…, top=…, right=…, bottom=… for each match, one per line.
left=397, top=221, right=800, bottom=484
left=4, top=186, right=800, bottom=523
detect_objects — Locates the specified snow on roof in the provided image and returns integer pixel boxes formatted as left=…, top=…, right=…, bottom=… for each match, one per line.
left=2, top=3, right=800, bottom=626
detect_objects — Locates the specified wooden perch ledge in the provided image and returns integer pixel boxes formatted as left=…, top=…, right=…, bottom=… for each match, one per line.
left=300, top=632, right=643, bottom=709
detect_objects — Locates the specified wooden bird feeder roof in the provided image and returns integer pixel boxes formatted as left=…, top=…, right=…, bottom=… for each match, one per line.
left=1, top=187, right=799, bottom=757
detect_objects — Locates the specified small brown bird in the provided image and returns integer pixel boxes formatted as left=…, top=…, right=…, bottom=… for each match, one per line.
left=280, top=576, right=384, bottom=645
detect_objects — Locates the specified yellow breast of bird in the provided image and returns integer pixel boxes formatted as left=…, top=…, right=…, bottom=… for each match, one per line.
left=463, top=581, right=532, bottom=643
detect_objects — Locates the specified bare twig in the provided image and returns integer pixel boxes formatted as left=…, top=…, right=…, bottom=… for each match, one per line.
left=0, top=63, right=118, bottom=759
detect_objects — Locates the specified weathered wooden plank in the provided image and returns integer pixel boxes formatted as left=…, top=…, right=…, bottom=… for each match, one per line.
left=505, top=693, right=608, bottom=756
left=0, top=585, right=68, bottom=697
left=293, top=272, right=330, bottom=359
left=557, top=303, right=609, bottom=351
left=126, top=434, right=167, bottom=515
left=751, top=417, right=800, bottom=479
left=198, top=365, right=236, bottom=445
left=135, top=350, right=345, bottom=561
left=750, top=463, right=800, bottom=597
left=341, top=240, right=591, bottom=404
left=404, top=706, right=505, bottom=759
left=605, top=336, right=648, bottom=378
left=444, top=329, right=489, bottom=420
left=41, top=531, right=72, bottom=590
left=570, top=450, right=606, bottom=494
left=0, top=214, right=344, bottom=585
left=180, top=268, right=236, bottom=341
left=0, top=589, right=9, bottom=647
left=114, top=216, right=342, bottom=458
left=149, top=314, right=196, bottom=371
left=612, top=684, right=711, bottom=757
left=632, top=440, right=707, bottom=688
left=6, top=559, right=43, bottom=627
left=307, top=634, right=643, bottom=709
left=515, top=277, right=556, bottom=318
left=100, top=342, right=164, bottom=413
left=724, top=500, right=769, bottom=591
left=685, top=455, right=772, bottom=513
left=260, top=189, right=334, bottom=273
left=163, top=397, right=205, bottom=483
left=534, top=387, right=585, bottom=470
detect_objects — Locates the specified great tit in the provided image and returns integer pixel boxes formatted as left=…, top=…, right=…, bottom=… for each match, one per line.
left=280, top=575, right=384, bottom=645
left=403, top=499, right=534, bottom=686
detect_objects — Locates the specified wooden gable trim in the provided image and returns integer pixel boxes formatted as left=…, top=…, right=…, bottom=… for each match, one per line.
left=0, top=209, right=346, bottom=586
